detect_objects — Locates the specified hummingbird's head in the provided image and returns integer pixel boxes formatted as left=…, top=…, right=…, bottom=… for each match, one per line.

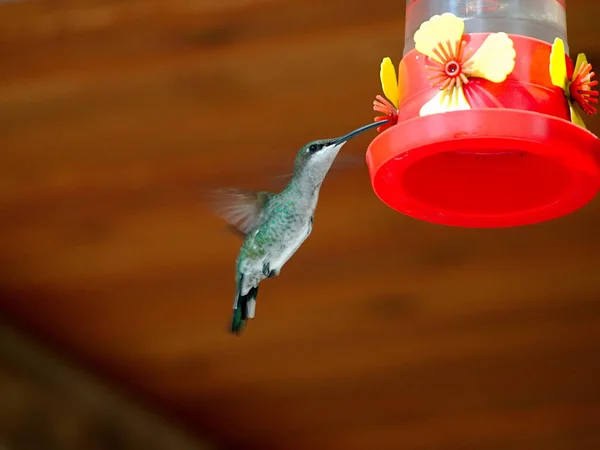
left=292, top=121, right=385, bottom=175
left=292, top=138, right=344, bottom=174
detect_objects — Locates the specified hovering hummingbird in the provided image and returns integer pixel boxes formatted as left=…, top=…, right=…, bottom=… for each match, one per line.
left=209, top=120, right=386, bottom=334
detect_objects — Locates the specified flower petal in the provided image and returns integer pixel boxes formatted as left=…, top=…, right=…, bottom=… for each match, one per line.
left=468, top=32, right=516, bottom=83
left=573, top=52, right=588, bottom=81
left=570, top=102, right=588, bottom=129
left=549, top=37, right=569, bottom=92
left=419, top=87, right=470, bottom=116
left=414, top=13, right=464, bottom=62
left=380, top=57, right=399, bottom=108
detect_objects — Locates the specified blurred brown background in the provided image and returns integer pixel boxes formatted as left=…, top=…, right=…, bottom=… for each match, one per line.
left=1, top=1, right=600, bottom=449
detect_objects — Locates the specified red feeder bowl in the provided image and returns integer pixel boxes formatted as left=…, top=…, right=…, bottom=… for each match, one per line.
left=367, top=0, right=600, bottom=228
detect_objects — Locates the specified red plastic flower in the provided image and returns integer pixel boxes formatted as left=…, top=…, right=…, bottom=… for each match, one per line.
left=373, top=95, right=397, bottom=132
left=372, top=57, right=399, bottom=132
left=414, top=12, right=516, bottom=116
left=425, top=39, right=475, bottom=93
left=570, top=59, right=598, bottom=115
left=550, top=38, right=599, bottom=129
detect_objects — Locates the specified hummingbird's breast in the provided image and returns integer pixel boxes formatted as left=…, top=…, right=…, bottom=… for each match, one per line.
left=238, top=199, right=313, bottom=275
left=265, top=216, right=312, bottom=273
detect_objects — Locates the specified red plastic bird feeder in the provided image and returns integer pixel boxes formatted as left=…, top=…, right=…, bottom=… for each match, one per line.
left=367, top=0, right=600, bottom=227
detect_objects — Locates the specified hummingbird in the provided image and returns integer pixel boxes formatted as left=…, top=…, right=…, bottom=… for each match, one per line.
left=209, top=120, right=386, bottom=335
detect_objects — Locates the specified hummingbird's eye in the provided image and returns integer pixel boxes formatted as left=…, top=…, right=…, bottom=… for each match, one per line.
left=308, top=144, right=321, bottom=153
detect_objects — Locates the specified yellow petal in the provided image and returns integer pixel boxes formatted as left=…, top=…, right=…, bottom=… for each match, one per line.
left=574, top=52, right=588, bottom=80
left=570, top=102, right=587, bottom=129
left=380, top=57, right=399, bottom=108
left=419, top=87, right=471, bottom=117
left=468, top=32, right=516, bottom=83
left=549, top=37, right=568, bottom=92
left=414, top=13, right=464, bottom=62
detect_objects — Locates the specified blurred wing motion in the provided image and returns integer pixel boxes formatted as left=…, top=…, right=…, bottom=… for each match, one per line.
left=205, top=188, right=274, bottom=236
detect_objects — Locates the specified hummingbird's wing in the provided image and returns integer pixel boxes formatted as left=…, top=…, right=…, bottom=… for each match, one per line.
left=205, top=188, right=274, bottom=236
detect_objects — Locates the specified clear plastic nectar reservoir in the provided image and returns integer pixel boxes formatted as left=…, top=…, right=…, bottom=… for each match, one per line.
left=403, top=0, right=568, bottom=54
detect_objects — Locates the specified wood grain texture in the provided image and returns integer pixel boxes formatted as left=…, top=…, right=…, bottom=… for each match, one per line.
left=2, top=1, right=600, bottom=449
left=0, top=323, right=215, bottom=450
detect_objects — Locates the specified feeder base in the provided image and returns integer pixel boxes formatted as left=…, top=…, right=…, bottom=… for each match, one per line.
left=366, top=109, right=600, bottom=228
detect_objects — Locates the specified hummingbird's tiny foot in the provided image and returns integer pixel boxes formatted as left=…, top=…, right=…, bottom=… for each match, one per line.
left=262, top=262, right=277, bottom=278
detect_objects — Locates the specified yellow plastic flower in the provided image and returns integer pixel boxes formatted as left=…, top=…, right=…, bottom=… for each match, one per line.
left=549, top=37, right=598, bottom=130
left=414, top=12, right=516, bottom=117
left=373, top=57, right=399, bottom=132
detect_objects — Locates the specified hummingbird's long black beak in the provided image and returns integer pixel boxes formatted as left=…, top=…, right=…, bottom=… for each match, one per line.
left=333, top=119, right=389, bottom=145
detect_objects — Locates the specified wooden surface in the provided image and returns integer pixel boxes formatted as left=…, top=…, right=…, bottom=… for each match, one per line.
left=2, top=1, right=600, bottom=449
left=0, top=323, right=214, bottom=450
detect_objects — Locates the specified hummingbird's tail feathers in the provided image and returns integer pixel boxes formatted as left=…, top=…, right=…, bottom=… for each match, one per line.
left=247, top=298, right=256, bottom=318
left=231, top=307, right=246, bottom=335
left=230, top=278, right=260, bottom=335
